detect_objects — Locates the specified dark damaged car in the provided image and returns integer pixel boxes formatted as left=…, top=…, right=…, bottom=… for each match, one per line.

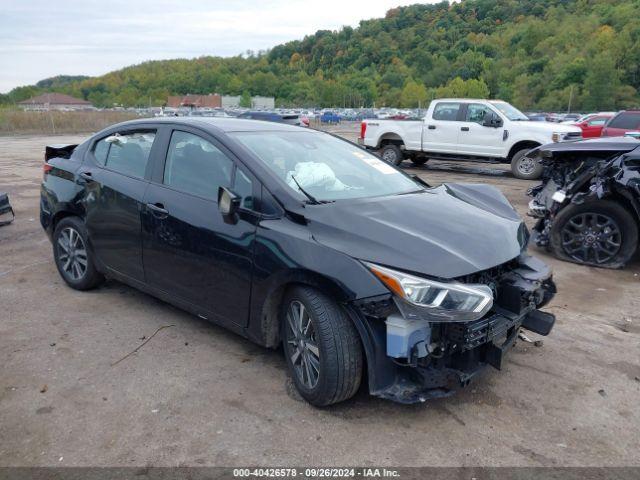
left=528, top=137, right=640, bottom=268
left=40, top=118, right=556, bottom=406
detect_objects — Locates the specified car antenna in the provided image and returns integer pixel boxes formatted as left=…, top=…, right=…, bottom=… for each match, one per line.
left=290, top=175, right=320, bottom=205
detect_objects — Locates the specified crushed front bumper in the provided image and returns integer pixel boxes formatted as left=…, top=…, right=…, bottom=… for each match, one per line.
left=355, top=254, right=556, bottom=404
left=373, top=307, right=555, bottom=404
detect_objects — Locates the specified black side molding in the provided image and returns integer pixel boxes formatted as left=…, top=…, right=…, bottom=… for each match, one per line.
left=521, top=310, right=555, bottom=336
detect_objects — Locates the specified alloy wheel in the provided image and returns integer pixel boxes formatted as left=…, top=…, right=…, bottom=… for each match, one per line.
left=285, top=300, right=320, bottom=389
left=57, top=227, right=88, bottom=281
left=560, top=212, right=622, bottom=264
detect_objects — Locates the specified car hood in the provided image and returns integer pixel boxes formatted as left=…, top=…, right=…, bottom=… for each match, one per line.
left=511, top=120, right=582, bottom=134
left=530, top=137, right=640, bottom=157
left=304, top=183, right=526, bottom=279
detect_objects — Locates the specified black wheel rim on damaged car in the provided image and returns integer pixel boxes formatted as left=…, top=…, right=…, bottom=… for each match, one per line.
left=560, top=212, right=622, bottom=264
left=285, top=300, right=321, bottom=389
left=56, top=227, right=88, bottom=281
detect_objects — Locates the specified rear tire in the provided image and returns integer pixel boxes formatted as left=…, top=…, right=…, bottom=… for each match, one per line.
left=550, top=200, right=638, bottom=268
left=511, top=148, right=542, bottom=180
left=281, top=286, right=363, bottom=407
left=379, top=144, right=404, bottom=166
left=53, top=217, right=104, bottom=290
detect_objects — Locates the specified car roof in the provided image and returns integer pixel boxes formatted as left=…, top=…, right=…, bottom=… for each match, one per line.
left=433, top=98, right=505, bottom=103
left=112, top=116, right=305, bottom=133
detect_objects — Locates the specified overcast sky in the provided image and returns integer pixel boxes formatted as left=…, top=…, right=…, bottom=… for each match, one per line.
left=0, top=0, right=436, bottom=93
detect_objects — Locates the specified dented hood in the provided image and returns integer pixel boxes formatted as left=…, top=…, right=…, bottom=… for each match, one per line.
left=305, top=183, right=526, bottom=279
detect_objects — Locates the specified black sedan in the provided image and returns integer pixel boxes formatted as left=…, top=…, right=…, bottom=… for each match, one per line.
left=40, top=117, right=556, bottom=406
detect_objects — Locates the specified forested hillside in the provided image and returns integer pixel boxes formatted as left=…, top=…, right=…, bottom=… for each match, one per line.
left=2, top=0, right=639, bottom=110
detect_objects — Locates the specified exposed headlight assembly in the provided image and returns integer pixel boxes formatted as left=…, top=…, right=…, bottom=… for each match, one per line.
left=364, top=262, right=493, bottom=322
left=552, top=131, right=565, bottom=142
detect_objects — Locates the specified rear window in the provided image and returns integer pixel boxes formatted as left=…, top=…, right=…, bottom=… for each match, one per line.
left=93, top=130, right=156, bottom=178
left=608, top=112, right=640, bottom=130
left=433, top=103, right=461, bottom=121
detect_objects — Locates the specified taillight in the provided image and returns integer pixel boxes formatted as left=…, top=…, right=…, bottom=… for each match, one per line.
left=43, top=158, right=53, bottom=177
left=360, top=122, right=367, bottom=139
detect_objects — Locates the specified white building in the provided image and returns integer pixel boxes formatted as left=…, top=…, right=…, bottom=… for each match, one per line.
left=221, top=95, right=241, bottom=108
left=251, top=96, right=275, bottom=109
left=221, top=95, right=275, bottom=109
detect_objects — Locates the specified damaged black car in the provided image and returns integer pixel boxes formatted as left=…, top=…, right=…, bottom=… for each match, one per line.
left=528, top=137, right=640, bottom=268
left=40, top=117, right=556, bottom=406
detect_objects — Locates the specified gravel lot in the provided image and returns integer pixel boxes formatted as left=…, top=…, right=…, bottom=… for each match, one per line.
left=1, top=126, right=639, bottom=467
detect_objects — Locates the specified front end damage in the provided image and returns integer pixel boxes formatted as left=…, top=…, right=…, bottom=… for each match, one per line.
left=352, top=254, right=556, bottom=403
left=526, top=138, right=640, bottom=267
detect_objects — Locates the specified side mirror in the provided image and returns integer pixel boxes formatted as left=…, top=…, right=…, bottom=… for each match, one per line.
left=482, top=112, right=503, bottom=128
left=218, top=186, right=240, bottom=217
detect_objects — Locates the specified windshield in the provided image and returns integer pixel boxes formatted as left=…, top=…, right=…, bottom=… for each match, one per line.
left=489, top=101, right=528, bottom=121
left=231, top=131, right=423, bottom=201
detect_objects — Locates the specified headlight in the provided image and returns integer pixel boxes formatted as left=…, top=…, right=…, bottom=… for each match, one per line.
left=552, top=132, right=564, bottom=142
left=364, top=262, right=493, bottom=322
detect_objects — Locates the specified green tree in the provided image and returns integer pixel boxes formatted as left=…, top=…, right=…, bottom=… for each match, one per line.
left=436, top=77, right=490, bottom=99
left=240, top=90, right=252, bottom=108
left=583, top=54, right=618, bottom=111
left=400, top=80, right=428, bottom=108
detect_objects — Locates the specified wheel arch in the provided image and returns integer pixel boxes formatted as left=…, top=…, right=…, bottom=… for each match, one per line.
left=259, top=270, right=356, bottom=349
left=51, top=210, right=82, bottom=232
left=378, top=133, right=405, bottom=149
left=507, top=140, right=540, bottom=161
left=258, top=270, right=380, bottom=395
left=605, top=190, right=640, bottom=222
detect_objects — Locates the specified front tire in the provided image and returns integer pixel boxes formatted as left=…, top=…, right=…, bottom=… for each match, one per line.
left=550, top=200, right=638, bottom=268
left=379, top=144, right=404, bottom=166
left=53, top=217, right=104, bottom=290
left=282, top=286, right=363, bottom=407
left=511, top=148, right=542, bottom=180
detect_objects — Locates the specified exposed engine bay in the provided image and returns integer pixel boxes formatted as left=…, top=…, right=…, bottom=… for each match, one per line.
left=527, top=138, right=640, bottom=268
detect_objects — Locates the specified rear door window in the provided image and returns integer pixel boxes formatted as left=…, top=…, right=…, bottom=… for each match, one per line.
left=608, top=112, right=640, bottom=129
left=163, top=130, right=233, bottom=200
left=432, top=102, right=461, bottom=121
left=94, top=131, right=156, bottom=178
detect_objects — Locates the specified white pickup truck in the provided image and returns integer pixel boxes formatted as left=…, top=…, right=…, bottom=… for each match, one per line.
left=359, top=98, right=582, bottom=179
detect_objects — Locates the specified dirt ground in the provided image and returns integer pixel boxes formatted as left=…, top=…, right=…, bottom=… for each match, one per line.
left=0, top=125, right=639, bottom=468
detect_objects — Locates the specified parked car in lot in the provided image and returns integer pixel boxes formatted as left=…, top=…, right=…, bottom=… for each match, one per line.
left=320, top=111, right=341, bottom=124
left=526, top=113, right=548, bottom=122
left=40, top=117, right=556, bottom=406
left=360, top=99, right=582, bottom=180
left=571, top=113, right=614, bottom=138
left=528, top=137, right=640, bottom=268
left=601, top=110, right=640, bottom=138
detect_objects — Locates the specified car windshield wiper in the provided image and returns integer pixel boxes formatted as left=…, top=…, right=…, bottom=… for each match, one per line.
left=290, top=175, right=333, bottom=205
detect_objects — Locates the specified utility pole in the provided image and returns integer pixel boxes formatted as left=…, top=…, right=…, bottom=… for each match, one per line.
left=567, top=85, right=574, bottom=113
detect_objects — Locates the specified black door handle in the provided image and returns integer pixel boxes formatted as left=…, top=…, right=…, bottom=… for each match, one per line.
left=461, top=126, right=470, bottom=131
left=79, top=171, right=93, bottom=181
left=427, top=125, right=436, bottom=130
left=146, top=202, right=168, bottom=216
